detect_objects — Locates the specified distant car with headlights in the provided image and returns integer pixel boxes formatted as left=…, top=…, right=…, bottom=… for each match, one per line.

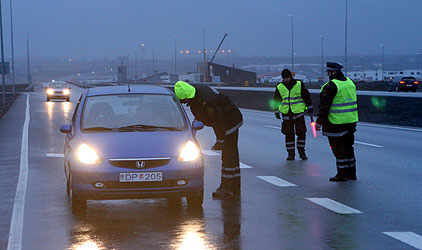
left=60, top=85, right=204, bottom=212
left=388, top=76, right=418, bottom=92
left=46, top=82, right=71, bottom=101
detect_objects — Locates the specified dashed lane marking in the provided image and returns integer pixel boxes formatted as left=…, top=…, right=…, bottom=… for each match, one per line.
left=8, top=94, right=30, bottom=250
left=306, top=198, right=362, bottom=214
left=46, top=153, right=64, bottom=158
left=240, top=163, right=253, bottom=169
left=383, top=232, right=422, bottom=250
left=201, top=150, right=220, bottom=156
left=355, top=141, right=384, bottom=148
left=265, top=125, right=281, bottom=130
left=257, top=176, right=297, bottom=187
left=35, top=110, right=73, bottom=113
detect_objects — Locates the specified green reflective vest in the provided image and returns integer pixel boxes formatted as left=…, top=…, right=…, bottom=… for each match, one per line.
left=277, top=81, right=306, bottom=114
left=321, top=77, right=359, bottom=124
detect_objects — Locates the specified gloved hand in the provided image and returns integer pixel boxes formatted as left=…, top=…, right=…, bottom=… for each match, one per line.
left=315, top=123, right=322, bottom=131
left=274, top=112, right=281, bottom=119
left=307, top=107, right=314, bottom=115
left=212, top=142, right=223, bottom=151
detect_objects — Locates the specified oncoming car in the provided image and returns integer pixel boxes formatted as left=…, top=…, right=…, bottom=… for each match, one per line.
left=59, top=85, right=204, bottom=212
left=46, top=81, right=71, bottom=101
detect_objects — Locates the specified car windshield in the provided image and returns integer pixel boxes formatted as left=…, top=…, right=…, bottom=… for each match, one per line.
left=49, top=83, right=65, bottom=88
left=81, top=94, right=187, bottom=131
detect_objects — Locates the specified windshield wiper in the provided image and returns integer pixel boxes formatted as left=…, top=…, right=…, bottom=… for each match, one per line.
left=83, top=126, right=116, bottom=132
left=117, top=124, right=183, bottom=131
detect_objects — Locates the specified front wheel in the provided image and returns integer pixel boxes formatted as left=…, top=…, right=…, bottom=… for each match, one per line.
left=186, top=189, right=204, bottom=207
left=70, top=175, right=87, bottom=213
left=66, top=97, right=70, bottom=102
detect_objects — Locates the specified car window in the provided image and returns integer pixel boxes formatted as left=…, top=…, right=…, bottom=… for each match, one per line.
left=81, top=94, right=187, bottom=131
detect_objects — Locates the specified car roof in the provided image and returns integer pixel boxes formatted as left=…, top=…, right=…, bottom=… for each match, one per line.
left=86, top=85, right=173, bottom=96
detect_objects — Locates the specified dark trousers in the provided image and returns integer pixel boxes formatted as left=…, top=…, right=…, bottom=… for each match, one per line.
left=221, top=129, right=241, bottom=192
left=328, top=132, right=356, bottom=172
left=282, top=116, right=307, bottom=153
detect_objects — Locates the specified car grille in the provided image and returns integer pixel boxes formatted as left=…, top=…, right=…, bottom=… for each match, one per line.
left=108, top=158, right=171, bottom=170
left=92, top=179, right=188, bottom=189
left=54, top=91, right=63, bottom=94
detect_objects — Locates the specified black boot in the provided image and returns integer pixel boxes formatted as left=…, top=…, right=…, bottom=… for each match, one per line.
left=329, top=168, right=348, bottom=182
left=286, top=151, right=295, bottom=161
left=298, top=149, right=308, bottom=160
left=347, top=167, right=357, bottom=180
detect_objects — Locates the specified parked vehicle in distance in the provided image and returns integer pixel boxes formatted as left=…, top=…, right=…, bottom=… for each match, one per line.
left=388, top=76, right=418, bottom=92
left=45, top=81, right=71, bottom=101
left=59, top=85, right=205, bottom=213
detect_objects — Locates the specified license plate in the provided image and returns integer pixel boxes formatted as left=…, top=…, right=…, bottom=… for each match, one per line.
left=407, top=85, right=412, bottom=87
left=119, top=172, right=163, bottom=182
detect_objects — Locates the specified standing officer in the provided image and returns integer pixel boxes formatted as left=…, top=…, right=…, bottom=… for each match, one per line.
left=316, top=62, right=358, bottom=181
left=174, top=81, right=243, bottom=198
left=274, top=69, right=313, bottom=161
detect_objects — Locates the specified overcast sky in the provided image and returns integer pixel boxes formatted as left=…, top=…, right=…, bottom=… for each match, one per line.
left=4, top=0, right=422, bottom=59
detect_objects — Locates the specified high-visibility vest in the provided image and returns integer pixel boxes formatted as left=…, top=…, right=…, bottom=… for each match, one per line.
left=277, top=81, right=306, bottom=114
left=321, top=77, right=359, bottom=124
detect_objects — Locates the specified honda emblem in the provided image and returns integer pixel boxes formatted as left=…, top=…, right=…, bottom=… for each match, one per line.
left=136, top=161, right=146, bottom=168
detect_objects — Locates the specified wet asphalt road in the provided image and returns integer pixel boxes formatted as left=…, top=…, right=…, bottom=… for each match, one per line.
left=1, top=84, right=422, bottom=250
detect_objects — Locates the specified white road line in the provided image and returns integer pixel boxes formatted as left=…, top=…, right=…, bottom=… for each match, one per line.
left=46, top=153, right=64, bottom=158
left=201, top=150, right=220, bottom=156
left=35, top=110, right=73, bottom=113
left=359, top=123, right=422, bottom=133
left=257, top=176, right=297, bottom=187
left=355, top=141, right=384, bottom=148
left=240, top=163, right=253, bottom=169
left=8, top=94, right=30, bottom=250
left=306, top=198, right=362, bottom=214
left=265, top=125, right=280, bottom=130
left=383, top=232, right=422, bottom=250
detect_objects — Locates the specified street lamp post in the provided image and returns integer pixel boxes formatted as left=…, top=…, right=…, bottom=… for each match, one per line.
left=320, top=35, right=324, bottom=82
left=380, top=45, right=384, bottom=81
left=0, top=0, right=5, bottom=104
left=9, top=0, right=15, bottom=95
left=418, top=48, right=422, bottom=80
left=152, top=43, right=155, bottom=73
left=344, top=0, right=348, bottom=76
left=174, top=36, right=177, bottom=75
left=288, top=15, right=294, bottom=71
left=201, top=27, right=207, bottom=82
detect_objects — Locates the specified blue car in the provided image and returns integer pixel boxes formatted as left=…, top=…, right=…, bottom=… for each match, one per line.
left=60, top=85, right=204, bottom=212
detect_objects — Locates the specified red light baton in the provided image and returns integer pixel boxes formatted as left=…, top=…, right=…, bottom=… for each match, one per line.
left=310, top=116, right=317, bottom=138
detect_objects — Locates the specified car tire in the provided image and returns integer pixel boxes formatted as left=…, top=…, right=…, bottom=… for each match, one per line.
left=186, top=188, right=204, bottom=207
left=66, top=175, right=70, bottom=196
left=66, top=97, right=70, bottom=102
left=70, top=175, right=87, bottom=213
left=413, top=89, right=417, bottom=92
left=388, top=87, right=392, bottom=92
left=47, top=98, right=50, bottom=101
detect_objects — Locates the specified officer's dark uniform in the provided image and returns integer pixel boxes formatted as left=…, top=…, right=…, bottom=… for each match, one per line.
left=175, top=81, right=243, bottom=197
left=317, top=62, right=358, bottom=181
left=273, top=69, right=313, bottom=160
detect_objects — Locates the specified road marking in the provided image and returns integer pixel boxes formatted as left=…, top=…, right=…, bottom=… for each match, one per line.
left=383, top=232, right=422, bottom=249
left=35, top=110, right=73, bottom=113
left=265, top=125, right=280, bottom=130
left=46, top=153, right=64, bottom=158
left=306, top=198, right=362, bottom=214
left=201, top=150, right=220, bottom=156
left=355, top=141, right=384, bottom=148
left=257, top=176, right=297, bottom=187
left=359, top=123, right=422, bottom=133
left=8, top=94, right=30, bottom=250
left=240, top=163, right=253, bottom=169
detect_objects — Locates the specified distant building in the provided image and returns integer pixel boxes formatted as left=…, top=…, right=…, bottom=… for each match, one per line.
left=346, top=69, right=422, bottom=81
left=207, top=63, right=257, bottom=84
left=143, top=72, right=178, bottom=83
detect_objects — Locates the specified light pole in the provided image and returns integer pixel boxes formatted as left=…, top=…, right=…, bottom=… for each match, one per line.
left=344, top=0, right=348, bottom=76
left=418, top=48, right=422, bottom=80
left=152, top=43, right=155, bottom=73
left=27, top=32, right=32, bottom=90
left=201, top=27, right=207, bottom=82
left=320, top=35, right=324, bottom=82
left=0, top=0, right=5, bottom=104
left=174, top=36, right=177, bottom=75
left=9, top=0, right=15, bottom=95
left=380, top=45, right=384, bottom=81
left=288, top=15, right=294, bottom=70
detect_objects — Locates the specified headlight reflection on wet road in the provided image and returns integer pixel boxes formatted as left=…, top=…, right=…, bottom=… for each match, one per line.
left=73, top=241, right=100, bottom=250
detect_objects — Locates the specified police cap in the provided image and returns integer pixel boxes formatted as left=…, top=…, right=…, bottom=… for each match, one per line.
left=326, top=62, right=343, bottom=71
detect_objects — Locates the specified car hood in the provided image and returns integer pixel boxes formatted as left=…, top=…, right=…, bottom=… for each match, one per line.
left=80, top=131, right=192, bottom=159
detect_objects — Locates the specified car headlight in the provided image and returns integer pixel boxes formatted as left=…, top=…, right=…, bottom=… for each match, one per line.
left=76, top=144, right=101, bottom=164
left=63, top=89, right=70, bottom=95
left=47, top=89, right=54, bottom=95
left=178, top=141, right=200, bottom=162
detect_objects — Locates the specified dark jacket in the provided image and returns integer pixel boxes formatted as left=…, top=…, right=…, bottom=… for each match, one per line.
left=317, top=72, right=357, bottom=135
left=273, top=79, right=312, bottom=117
left=188, top=84, right=243, bottom=141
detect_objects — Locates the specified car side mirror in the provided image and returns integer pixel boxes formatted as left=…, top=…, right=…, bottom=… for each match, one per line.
left=192, top=121, right=204, bottom=130
left=60, top=124, right=72, bottom=134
